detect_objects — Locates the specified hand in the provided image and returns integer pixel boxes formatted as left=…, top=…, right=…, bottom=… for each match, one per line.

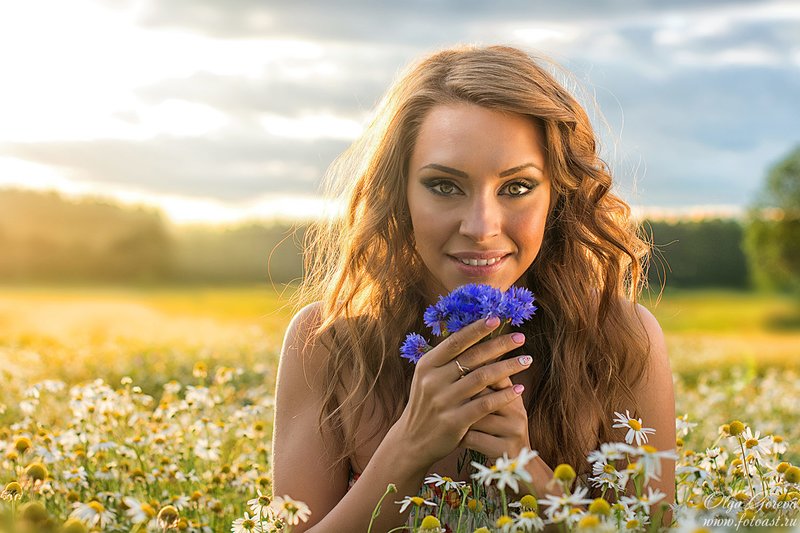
left=396, top=317, right=532, bottom=468
left=460, top=373, right=532, bottom=462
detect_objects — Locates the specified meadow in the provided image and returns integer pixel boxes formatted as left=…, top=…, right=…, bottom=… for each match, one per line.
left=1, top=284, right=799, bottom=531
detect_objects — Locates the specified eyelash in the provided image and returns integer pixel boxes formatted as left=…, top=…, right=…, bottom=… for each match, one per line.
left=424, top=179, right=535, bottom=197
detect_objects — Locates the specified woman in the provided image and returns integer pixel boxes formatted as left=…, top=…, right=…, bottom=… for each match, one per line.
left=271, top=44, right=676, bottom=532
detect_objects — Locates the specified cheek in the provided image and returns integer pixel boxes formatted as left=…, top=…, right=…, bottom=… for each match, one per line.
left=512, top=212, right=548, bottom=253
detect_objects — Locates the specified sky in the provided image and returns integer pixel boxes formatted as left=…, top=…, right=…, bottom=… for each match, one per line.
left=0, top=0, right=798, bottom=224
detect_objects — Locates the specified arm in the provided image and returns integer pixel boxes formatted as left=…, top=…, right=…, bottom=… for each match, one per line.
left=631, top=304, right=676, bottom=525
left=271, top=303, right=428, bottom=532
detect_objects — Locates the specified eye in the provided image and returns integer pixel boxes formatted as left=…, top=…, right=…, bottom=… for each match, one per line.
left=502, top=180, right=534, bottom=196
left=425, top=180, right=462, bottom=196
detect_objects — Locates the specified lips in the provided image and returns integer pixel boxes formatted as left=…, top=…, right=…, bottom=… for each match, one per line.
left=448, top=253, right=510, bottom=276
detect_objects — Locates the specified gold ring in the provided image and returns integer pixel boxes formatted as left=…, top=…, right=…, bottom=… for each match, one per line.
left=455, top=360, right=471, bottom=378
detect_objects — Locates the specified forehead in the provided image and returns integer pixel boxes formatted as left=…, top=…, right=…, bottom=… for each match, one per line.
left=410, top=103, right=545, bottom=170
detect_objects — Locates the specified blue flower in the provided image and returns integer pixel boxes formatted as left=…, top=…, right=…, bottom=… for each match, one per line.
left=426, top=284, right=535, bottom=335
left=401, top=284, right=537, bottom=364
left=399, top=333, right=432, bottom=364
left=423, top=301, right=449, bottom=336
left=501, top=285, right=537, bottom=326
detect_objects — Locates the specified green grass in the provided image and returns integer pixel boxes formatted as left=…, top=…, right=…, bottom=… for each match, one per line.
left=642, top=288, right=800, bottom=333
left=636, top=289, right=800, bottom=376
left=1, top=284, right=798, bottom=390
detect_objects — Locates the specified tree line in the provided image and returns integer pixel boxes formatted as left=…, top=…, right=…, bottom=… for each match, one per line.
left=0, top=188, right=754, bottom=288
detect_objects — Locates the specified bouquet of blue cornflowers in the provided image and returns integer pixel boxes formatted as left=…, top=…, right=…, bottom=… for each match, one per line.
left=400, top=283, right=536, bottom=364
left=400, top=283, right=537, bottom=475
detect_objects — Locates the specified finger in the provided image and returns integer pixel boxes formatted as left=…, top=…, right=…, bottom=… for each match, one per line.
left=459, top=429, right=505, bottom=461
left=426, top=316, right=502, bottom=367
left=487, top=375, right=513, bottom=393
left=453, top=356, right=531, bottom=399
left=468, top=413, right=508, bottom=435
left=459, top=382, right=525, bottom=426
left=455, top=331, right=526, bottom=373
left=471, top=376, right=511, bottom=399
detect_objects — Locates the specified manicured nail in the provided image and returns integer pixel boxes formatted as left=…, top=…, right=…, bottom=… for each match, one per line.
left=511, top=332, right=525, bottom=344
left=518, top=355, right=532, bottom=366
left=485, top=316, right=500, bottom=327
left=513, top=384, right=525, bottom=394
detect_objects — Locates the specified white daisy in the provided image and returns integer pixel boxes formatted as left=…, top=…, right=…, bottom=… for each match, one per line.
left=741, top=427, right=773, bottom=463
left=63, top=466, right=89, bottom=486
left=423, top=473, right=466, bottom=492
left=123, top=496, right=155, bottom=524
left=540, top=486, right=593, bottom=523
left=589, top=462, right=626, bottom=492
left=512, top=510, right=546, bottom=531
left=247, top=489, right=274, bottom=520
left=231, top=511, right=263, bottom=533
left=620, top=486, right=666, bottom=515
left=493, top=448, right=538, bottom=493
left=193, top=438, right=221, bottom=461
left=587, top=442, right=628, bottom=466
left=270, top=495, right=311, bottom=526
left=630, top=444, right=678, bottom=484
left=770, top=435, right=788, bottom=455
left=70, top=501, right=117, bottom=529
left=612, top=410, right=656, bottom=446
left=394, top=495, right=437, bottom=514
left=471, top=448, right=538, bottom=493
left=675, top=414, right=697, bottom=437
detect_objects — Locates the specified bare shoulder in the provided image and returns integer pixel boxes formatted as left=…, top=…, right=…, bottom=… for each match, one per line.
left=634, top=303, right=669, bottom=373
left=272, top=301, right=349, bottom=528
left=279, top=301, right=332, bottom=391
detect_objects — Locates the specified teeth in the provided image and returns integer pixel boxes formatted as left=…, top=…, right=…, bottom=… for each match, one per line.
left=459, top=256, right=502, bottom=266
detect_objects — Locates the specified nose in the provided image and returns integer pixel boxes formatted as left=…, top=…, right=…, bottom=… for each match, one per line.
left=458, top=194, right=501, bottom=243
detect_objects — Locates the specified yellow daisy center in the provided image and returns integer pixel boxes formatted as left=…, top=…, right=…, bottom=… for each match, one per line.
left=785, top=466, right=800, bottom=484
left=420, top=515, right=441, bottom=529
left=589, top=498, right=611, bottom=515
left=627, top=419, right=642, bottom=431
left=578, top=515, right=600, bottom=528
left=519, top=494, right=538, bottom=509
left=496, top=515, right=513, bottom=526
left=728, top=420, right=745, bottom=436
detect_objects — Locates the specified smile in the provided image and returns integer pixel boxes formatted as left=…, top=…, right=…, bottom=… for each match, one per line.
left=448, top=254, right=511, bottom=276
left=456, top=256, right=504, bottom=266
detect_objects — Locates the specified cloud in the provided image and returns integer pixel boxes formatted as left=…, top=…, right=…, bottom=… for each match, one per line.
left=2, top=0, right=798, bottom=220
left=134, top=69, right=388, bottom=119
left=0, top=134, right=350, bottom=201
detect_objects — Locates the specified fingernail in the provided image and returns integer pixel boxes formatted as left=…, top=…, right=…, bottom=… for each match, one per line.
left=485, top=316, right=500, bottom=327
left=513, top=384, right=525, bottom=394
left=511, top=332, right=525, bottom=344
left=518, top=355, right=532, bottom=366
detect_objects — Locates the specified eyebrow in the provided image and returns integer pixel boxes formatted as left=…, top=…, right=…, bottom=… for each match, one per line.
left=418, top=162, right=543, bottom=177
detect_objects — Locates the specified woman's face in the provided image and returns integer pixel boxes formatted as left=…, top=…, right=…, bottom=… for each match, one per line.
left=406, top=102, right=551, bottom=302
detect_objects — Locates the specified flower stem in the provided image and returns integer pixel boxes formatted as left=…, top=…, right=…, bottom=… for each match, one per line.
left=367, top=484, right=396, bottom=533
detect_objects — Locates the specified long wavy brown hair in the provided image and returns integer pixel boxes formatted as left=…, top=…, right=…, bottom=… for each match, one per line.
left=291, top=44, right=651, bottom=484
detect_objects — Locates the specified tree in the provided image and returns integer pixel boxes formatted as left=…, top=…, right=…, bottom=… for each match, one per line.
left=743, top=144, right=800, bottom=294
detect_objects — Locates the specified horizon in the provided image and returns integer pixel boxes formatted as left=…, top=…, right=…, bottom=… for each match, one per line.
left=0, top=185, right=748, bottom=226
